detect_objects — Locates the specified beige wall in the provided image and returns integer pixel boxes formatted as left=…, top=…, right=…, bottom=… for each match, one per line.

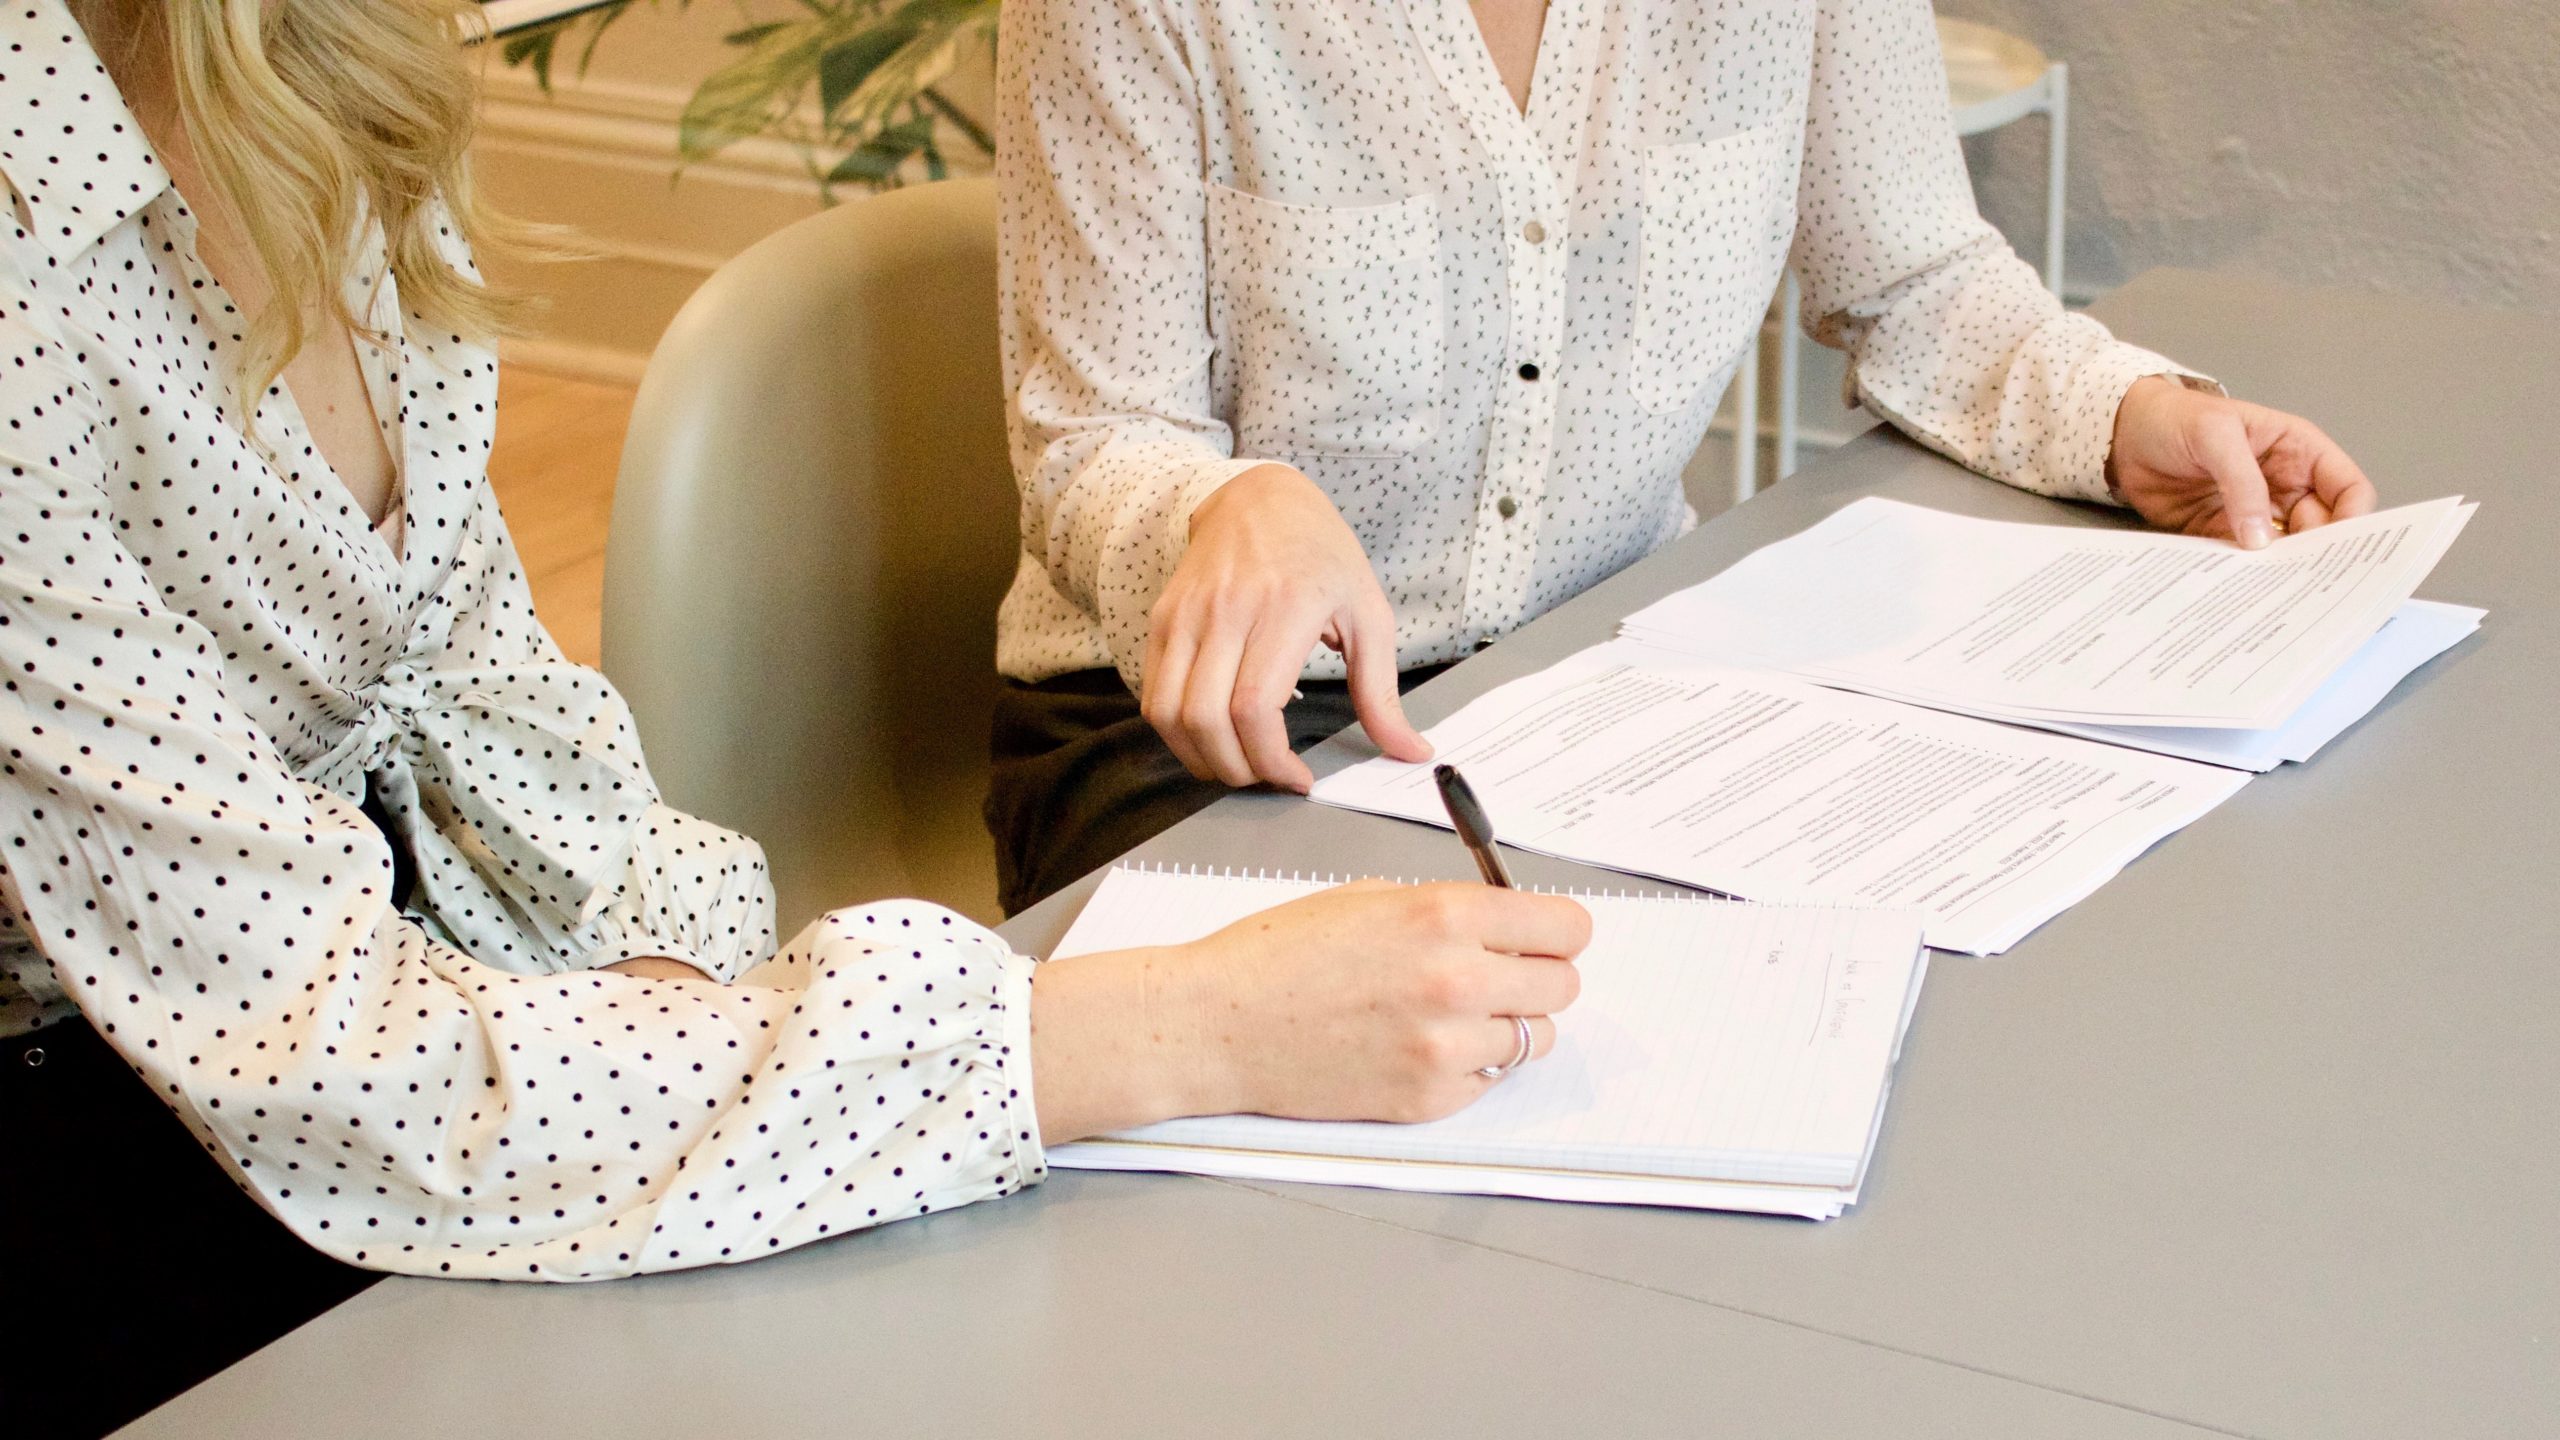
left=471, top=1, right=980, bottom=380
left=523, top=0, right=800, bottom=89
left=478, top=1, right=2553, bottom=475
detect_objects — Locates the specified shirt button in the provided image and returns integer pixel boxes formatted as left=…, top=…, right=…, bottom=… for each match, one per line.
left=1522, top=219, right=1548, bottom=245
left=1517, top=362, right=1541, bottom=382
left=1474, top=636, right=1498, bottom=652
left=1496, top=496, right=1519, bottom=519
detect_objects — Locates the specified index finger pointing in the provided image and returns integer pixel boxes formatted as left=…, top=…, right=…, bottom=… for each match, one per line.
left=1340, top=595, right=1432, bottom=763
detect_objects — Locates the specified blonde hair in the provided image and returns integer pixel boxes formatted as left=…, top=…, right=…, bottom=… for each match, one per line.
left=159, top=0, right=535, bottom=399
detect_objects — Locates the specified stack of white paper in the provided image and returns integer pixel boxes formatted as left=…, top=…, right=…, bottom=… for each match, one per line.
left=2024, top=600, right=2483, bottom=770
left=1312, top=641, right=2249, bottom=955
left=1047, top=867, right=1930, bottom=1219
left=1313, top=501, right=2476, bottom=950
left=1619, top=497, right=2479, bottom=759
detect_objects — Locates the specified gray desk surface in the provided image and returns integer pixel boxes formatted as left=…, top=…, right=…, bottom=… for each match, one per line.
left=125, top=270, right=2555, bottom=1439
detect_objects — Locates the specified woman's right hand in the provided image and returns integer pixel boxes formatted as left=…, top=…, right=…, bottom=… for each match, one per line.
left=1029, top=881, right=1590, bottom=1144
left=1141, top=464, right=1433, bottom=792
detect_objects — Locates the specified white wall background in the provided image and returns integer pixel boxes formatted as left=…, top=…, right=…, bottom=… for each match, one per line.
left=1944, top=0, right=2560, bottom=316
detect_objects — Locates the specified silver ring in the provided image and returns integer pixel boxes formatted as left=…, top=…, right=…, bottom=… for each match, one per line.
left=1477, top=1015, right=1536, bottom=1080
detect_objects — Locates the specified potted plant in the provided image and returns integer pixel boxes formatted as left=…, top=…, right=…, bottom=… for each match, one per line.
left=502, top=0, right=998, bottom=199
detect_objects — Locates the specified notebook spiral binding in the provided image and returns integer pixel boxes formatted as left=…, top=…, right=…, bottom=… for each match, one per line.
left=1106, top=860, right=1844, bottom=908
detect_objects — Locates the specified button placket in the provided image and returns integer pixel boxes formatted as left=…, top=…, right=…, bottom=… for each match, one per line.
left=1412, top=0, right=1573, bottom=645
left=1470, top=155, right=1568, bottom=637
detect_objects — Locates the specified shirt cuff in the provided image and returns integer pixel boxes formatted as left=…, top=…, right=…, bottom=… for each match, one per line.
left=1100, top=452, right=1270, bottom=694
left=2061, top=341, right=2224, bottom=507
left=996, top=949, right=1049, bottom=1191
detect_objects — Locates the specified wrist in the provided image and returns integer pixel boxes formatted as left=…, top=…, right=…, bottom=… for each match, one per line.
left=1189, top=462, right=1313, bottom=539
left=1029, top=945, right=1235, bottom=1144
left=2106, top=375, right=2177, bottom=496
left=1137, top=942, right=1247, bottom=1119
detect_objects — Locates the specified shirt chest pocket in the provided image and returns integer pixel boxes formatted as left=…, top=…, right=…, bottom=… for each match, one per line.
left=1207, top=185, right=1445, bottom=458
left=1630, top=126, right=1798, bottom=415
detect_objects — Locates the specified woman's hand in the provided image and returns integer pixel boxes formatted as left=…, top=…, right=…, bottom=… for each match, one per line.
left=1028, top=880, right=1590, bottom=1144
left=2108, top=376, right=2379, bottom=549
left=1142, top=464, right=1432, bottom=792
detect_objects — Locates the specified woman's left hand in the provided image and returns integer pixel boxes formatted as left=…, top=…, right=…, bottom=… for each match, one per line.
left=2108, top=376, right=2379, bottom=549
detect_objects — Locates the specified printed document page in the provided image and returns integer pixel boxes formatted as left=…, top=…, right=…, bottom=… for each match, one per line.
left=1312, top=640, right=2249, bottom=954
left=1045, top=868, right=1928, bottom=1218
left=1620, top=497, right=2474, bottom=728
left=2031, top=599, right=2483, bottom=770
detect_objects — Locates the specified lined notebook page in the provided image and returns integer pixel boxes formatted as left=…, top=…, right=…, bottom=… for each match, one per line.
left=1049, top=868, right=1927, bottom=1189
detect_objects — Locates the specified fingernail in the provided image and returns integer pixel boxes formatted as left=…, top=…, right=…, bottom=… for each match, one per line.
left=2239, top=518, right=2274, bottom=550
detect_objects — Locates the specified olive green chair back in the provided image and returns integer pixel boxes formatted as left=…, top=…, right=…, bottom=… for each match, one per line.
left=603, top=177, right=1013, bottom=931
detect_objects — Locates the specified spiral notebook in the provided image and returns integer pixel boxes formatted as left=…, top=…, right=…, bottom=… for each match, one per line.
left=1045, top=867, right=1930, bottom=1219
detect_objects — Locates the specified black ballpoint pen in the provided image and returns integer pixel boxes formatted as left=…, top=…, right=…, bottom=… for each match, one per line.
left=1434, top=764, right=1515, bottom=889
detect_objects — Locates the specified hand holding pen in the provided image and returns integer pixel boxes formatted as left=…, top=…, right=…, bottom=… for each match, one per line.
left=1436, top=763, right=1544, bottom=1078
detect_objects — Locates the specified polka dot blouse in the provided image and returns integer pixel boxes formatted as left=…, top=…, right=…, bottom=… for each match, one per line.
left=0, top=0, right=1042, bottom=1281
left=994, top=0, right=2209, bottom=692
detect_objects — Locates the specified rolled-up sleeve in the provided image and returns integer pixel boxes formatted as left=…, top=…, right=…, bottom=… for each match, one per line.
left=1795, top=0, right=2214, bottom=505
left=1, top=316, right=1045, bottom=1281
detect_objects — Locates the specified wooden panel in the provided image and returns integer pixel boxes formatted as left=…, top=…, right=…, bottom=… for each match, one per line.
left=485, top=367, right=633, bottom=668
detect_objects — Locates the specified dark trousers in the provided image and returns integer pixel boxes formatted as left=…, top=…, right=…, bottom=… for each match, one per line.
left=984, top=663, right=1452, bottom=916
left=1, top=1021, right=379, bottom=1440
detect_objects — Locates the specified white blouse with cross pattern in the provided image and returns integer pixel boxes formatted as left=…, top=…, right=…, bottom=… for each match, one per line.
left=0, top=0, right=1041, bottom=1281
left=994, top=0, right=2211, bottom=692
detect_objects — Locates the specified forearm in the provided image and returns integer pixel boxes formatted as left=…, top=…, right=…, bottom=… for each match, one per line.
left=321, top=912, right=1037, bottom=1278
left=1001, top=0, right=1264, bottom=675
left=1795, top=2, right=2201, bottom=502
left=1028, top=947, right=1234, bottom=1145
left=1827, top=239, right=2182, bottom=503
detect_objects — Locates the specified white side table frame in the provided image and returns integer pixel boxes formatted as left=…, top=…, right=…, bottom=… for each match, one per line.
left=1736, top=21, right=2069, bottom=506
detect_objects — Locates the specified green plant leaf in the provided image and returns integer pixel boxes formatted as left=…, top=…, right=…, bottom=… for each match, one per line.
left=893, top=0, right=1003, bottom=25
left=677, top=20, right=829, bottom=162
left=494, top=2, right=643, bottom=89
left=574, top=0, right=639, bottom=75
left=818, top=24, right=917, bottom=122
left=533, top=0, right=1000, bottom=194
left=825, top=3, right=993, bottom=137
left=826, top=116, right=938, bottom=187
left=498, top=18, right=574, bottom=90
left=918, top=85, right=993, bottom=156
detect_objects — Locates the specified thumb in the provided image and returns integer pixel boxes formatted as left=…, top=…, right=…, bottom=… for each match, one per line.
left=1339, top=596, right=1432, bottom=763
left=2193, top=409, right=2278, bottom=550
